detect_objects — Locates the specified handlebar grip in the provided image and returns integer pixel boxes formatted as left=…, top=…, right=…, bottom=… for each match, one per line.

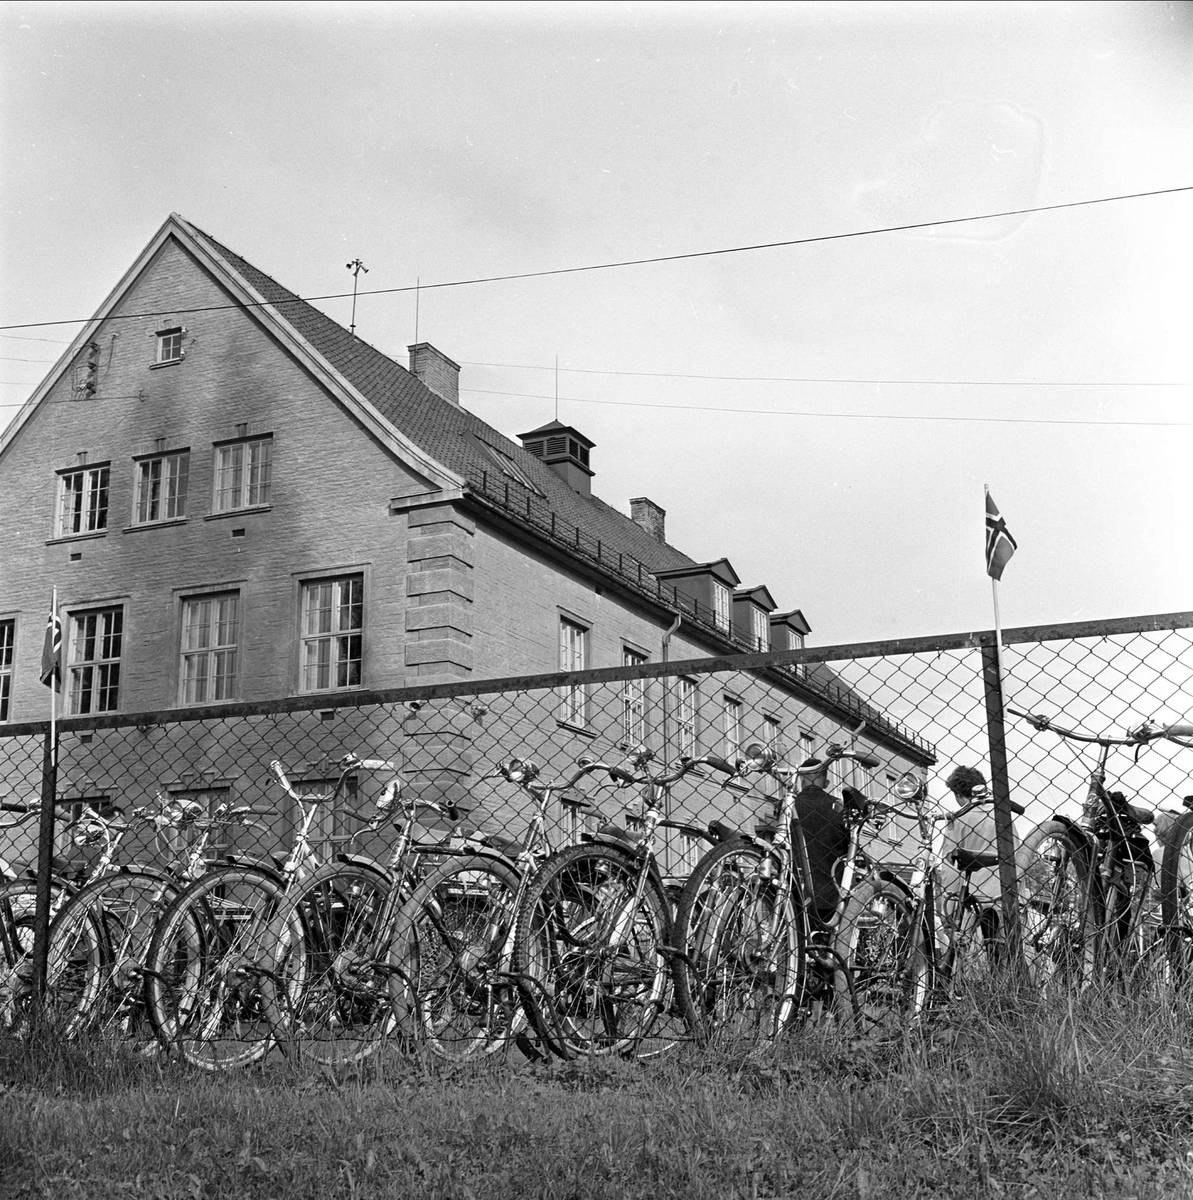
left=1167, top=724, right=1193, bottom=738
left=703, top=755, right=736, bottom=775
left=1010, top=800, right=1026, bottom=817
left=852, top=753, right=880, bottom=770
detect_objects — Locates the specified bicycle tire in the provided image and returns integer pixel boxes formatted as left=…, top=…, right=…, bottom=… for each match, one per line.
left=511, top=842, right=674, bottom=1060
left=42, top=869, right=184, bottom=1041
left=833, top=874, right=931, bottom=1037
left=1159, top=809, right=1193, bottom=986
left=0, top=878, right=38, bottom=1031
left=672, top=839, right=806, bottom=1048
left=1016, top=820, right=1102, bottom=990
left=259, top=860, right=398, bottom=1067
left=144, top=864, right=292, bottom=1070
left=945, top=897, right=1002, bottom=993
left=389, top=853, right=525, bottom=1062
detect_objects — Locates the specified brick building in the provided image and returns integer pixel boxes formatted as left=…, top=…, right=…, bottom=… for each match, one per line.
left=0, top=214, right=931, bottom=871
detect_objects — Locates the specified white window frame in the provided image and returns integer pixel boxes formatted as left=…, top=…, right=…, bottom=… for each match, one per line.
left=0, top=618, right=13, bottom=722
left=621, top=647, right=648, bottom=747
left=712, top=582, right=731, bottom=632
left=180, top=592, right=239, bottom=704
left=57, top=465, right=110, bottom=537
left=300, top=575, right=364, bottom=693
left=213, top=437, right=272, bottom=513
left=751, top=607, right=769, bottom=650
left=676, top=676, right=697, bottom=757
left=67, top=607, right=123, bottom=715
left=156, top=327, right=185, bottom=364
left=134, top=451, right=190, bottom=524
left=559, top=616, right=589, bottom=727
left=723, top=695, right=742, bottom=759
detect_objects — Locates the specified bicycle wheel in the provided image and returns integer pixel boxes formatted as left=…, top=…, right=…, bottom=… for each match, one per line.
left=833, top=875, right=931, bottom=1037
left=260, top=861, right=398, bottom=1067
left=511, top=842, right=673, bottom=1060
left=944, top=898, right=1002, bottom=993
left=145, top=865, right=292, bottom=1070
left=1159, top=810, right=1193, bottom=986
left=42, top=870, right=183, bottom=1041
left=672, top=839, right=805, bottom=1048
left=389, top=854, right=525, bottom=1061
left=1016, top=820, right=1101, bottom=990
left=0, top=878, right=38, bottom=1030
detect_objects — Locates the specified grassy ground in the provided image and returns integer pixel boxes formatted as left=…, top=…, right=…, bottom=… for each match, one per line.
left=3, top=984, right=1193, bottom=1199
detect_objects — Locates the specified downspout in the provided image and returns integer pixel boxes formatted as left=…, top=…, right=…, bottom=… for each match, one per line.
left=660, top=614, right=682, bottom=876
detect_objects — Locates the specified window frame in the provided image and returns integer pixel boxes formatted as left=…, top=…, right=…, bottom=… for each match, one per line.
left=56, top=463, right=111, bottom=538
left=66, top=605, right=124, bottom=715
left=179, top=591, right=240, bottom=705
left=558, top=615, right=590, bottom=728
left=133, top=449, right=190, bottom=525
left=0, top=618, right=13, bottom=722
left=712, top=582, right=731, bottom=633
left=155, top=327, right=185, bottom=365
left=751, top=607, right=769, bottom=650
left=675, top=676, right=698, bottom=757
left=212, top=435, right=273, bottom=514
left=298, top=574, right=364, bottom=694
left=722, top=694, right=742, bottom=760
left=620, top=646, right=648, bottom=747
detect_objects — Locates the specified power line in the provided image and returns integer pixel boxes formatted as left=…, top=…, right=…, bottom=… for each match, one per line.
left=461, top=360, right=1190, bottom=388
left=1, top=184, right=1189, bottom=333
left=460, top=387, right=1193, bottom=427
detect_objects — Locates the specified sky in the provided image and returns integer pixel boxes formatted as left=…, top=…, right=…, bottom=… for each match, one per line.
left=2, top=0, right=1191, bottom=651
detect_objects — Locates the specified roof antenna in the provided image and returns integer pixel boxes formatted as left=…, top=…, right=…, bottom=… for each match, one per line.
left=345, top=258, right=368, bottom=337
left=554, top=355, right=559, bottom=420
left=414, top=276, right=420, bottom=345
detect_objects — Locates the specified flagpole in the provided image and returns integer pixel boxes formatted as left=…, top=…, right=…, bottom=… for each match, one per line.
left=982, top=485, right=1022, bottom=977
left=49, top=586, right=57, bottom=764
left=32, top=588, right=60, bottom=1010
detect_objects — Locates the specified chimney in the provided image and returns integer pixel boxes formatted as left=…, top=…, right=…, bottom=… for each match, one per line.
left=630, top=497, right=666, bottom=542
left=408, top=342, right=460, bottom=407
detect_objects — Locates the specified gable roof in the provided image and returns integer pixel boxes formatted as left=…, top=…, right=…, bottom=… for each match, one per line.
left=177, top=216, right=698, bottom=579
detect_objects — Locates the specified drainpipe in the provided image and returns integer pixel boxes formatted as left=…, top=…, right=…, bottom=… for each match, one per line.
left=659, top=614, right=681, bottom=876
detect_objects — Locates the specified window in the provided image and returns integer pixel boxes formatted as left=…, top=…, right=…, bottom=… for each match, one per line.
left=214, top=437, right=272, bottom=512
left=180, top=593, right=239, bottom=704
left=67, top=608, right=122, bottom=714
left=0, top=619, right=12, bottom=721
left=713, top=583, right=731, bottom=632
left=300, top=576, right=363, bottom=692
left=134, top=452, right=189, bottom=524
left=167, top=787, right=232, bottom=860
left=799, top=730, right=816, bottom=765
left=762, top=715, right=783, bottom=795
left=293, top=775, right=359, bottom=859
left=751, top=607, right=769, bottom=650
left=723, top=696, right=742, bottom=759
left=156, top=327, right=184, bottom=364
left=57, top=465, right=110, bottom=536
left=676, top=677, right=697, bottom=757
left=559, top=617, right=588, bottom=726
left=621, top=648, right=647, bottom=746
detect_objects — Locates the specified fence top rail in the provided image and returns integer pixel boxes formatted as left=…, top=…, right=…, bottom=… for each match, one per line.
left=3, top=610, right=1185, bottom=749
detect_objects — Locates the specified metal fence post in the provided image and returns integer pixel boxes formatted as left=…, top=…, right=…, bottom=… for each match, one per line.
left=30, top=724, right=59, bottom=1009
left=980, top=636, right=1023, bottom=974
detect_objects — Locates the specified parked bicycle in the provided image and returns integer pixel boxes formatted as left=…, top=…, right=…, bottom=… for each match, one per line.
left=1011, top=708, right=1190, bottom=988
left=671, top=729, right=880, bottom=1045
left=510, top=747, right=736, bottom=1060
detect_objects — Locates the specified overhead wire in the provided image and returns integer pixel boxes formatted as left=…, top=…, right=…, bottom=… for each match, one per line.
left=1, top=183, right=1189, bottom=333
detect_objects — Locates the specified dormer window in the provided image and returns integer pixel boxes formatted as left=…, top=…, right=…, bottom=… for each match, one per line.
left=713, top=583, right=731, bottom=632
left=156, top=327, right=185, bottom=365
left=751, top=607, right=769, bottom=650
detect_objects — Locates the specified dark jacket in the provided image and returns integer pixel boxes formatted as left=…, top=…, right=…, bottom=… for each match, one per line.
left=794, top=784, right=850, bottom=920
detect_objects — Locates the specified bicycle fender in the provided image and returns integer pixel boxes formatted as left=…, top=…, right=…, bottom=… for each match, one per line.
left=331, top=852, right=394, bottom=879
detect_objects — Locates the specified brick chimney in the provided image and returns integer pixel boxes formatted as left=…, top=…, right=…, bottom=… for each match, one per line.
left=630, top=497, right=666, bottom=542
left=408, top=343, right=460, bottom=407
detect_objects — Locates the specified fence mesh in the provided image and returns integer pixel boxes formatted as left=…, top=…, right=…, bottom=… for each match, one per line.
left=2, top=615, right=1191, bottom=896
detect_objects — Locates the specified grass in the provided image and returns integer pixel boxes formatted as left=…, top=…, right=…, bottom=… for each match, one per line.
left=3, top=982, right=1193, bottom=1199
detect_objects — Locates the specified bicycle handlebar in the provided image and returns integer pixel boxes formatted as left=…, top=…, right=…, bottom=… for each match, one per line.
left=1011, top=706, right=1193, bottom=749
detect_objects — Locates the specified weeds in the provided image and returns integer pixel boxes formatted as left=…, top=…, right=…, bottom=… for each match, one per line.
left=3, top=979, right=1193, bottom=1198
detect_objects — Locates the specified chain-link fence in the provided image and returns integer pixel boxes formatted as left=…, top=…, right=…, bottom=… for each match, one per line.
left=3, top=612, right=1191, bottom=914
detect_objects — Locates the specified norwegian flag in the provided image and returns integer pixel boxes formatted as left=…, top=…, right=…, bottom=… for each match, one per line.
left=40, top=603, right=62, bottom=690
left=985, top=491, right=1018, bottom=581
